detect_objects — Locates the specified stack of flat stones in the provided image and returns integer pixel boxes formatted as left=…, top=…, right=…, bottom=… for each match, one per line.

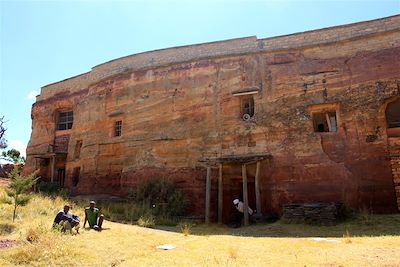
left=282, top=202, right=344, bottom=225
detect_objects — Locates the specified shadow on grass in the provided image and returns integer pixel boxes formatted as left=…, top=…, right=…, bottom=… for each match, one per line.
left=0, top=223, right=16, bottom=235
left=155, top=214, right=400, bottom=238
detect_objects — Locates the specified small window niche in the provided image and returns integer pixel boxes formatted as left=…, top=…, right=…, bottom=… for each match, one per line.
left=386, top=98, right=400, bottom=137
left=232, top=88, right=259, bottom=121
left=242, top=96, right=255, bottom=120
left=312, top=111, right=337, bottom=133
left=114, top=120, right=122, bottom=137
left=74, top=140, right=83, bottom=159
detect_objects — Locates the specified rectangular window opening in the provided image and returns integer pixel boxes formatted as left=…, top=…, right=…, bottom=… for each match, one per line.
left=313, top=111, right=337, bottom=132
left=241, top=96, right=254, bottom=120
left=114, top=120, right=122, bottom=137
left=57, top=111, right=73, bottom=131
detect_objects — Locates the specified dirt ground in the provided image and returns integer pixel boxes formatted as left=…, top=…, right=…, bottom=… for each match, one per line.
left=0, top=239, right=16, bottom=250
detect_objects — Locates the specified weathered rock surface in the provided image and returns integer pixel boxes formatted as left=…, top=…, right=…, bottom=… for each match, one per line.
left=25, top=15, right=400, bottom=221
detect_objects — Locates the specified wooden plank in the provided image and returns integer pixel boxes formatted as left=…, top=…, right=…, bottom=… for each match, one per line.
left=199, top=154, right=272, bottom=164
left=205, top=166, right=211, bottom=223
left=325, top=113, right=332, bottom=132
left=242, top=164, right=249, bottom=226
left=218, top=163, right=223, bottom=224
left=255, top=161, right=262, bottom=215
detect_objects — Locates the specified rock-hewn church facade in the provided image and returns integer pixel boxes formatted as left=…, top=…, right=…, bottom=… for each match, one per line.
left=25, top=15, right=400, bottom=222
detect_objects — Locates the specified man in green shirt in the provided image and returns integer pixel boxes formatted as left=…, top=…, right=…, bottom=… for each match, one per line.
left=84, top=201, right=104, bottom=231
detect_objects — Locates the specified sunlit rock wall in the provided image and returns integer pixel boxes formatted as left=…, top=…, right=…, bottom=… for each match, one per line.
left=25, top=15, right=400, bottom=218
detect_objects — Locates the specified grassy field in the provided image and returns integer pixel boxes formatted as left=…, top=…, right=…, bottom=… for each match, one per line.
left=0, top=182, right=400, bottom=266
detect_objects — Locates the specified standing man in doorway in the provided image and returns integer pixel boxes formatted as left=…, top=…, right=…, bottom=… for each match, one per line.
left=84, top=201, right=104, bottom=231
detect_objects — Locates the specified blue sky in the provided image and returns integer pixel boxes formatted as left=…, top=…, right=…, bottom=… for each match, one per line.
left=0, top=0, right=399, bottom=160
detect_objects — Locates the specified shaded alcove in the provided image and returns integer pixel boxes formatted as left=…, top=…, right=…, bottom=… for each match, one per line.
left=386, top=98, right=400, bottom=137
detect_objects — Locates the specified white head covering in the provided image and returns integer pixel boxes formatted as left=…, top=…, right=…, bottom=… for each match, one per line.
left=233, top=199, right=240, bottom=205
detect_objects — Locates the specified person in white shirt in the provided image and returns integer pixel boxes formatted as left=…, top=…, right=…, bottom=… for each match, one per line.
left=233, top=198, right=254, bottom=227
left=233, top=199, right=254, bottom=215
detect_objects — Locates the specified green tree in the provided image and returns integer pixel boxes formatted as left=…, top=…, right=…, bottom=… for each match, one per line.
left=1, top=168, right=37, bottom=222
left=1, top=148, right=25, bottom=164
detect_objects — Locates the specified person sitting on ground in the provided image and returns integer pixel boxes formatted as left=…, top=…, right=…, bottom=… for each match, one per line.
left=53, top=204, right=80, bottom=234
left=233, top=198, right=254, bottom=227
left=84, top=200, right=104, bottom=231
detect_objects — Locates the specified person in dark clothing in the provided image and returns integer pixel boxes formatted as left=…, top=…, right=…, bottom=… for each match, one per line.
left=53, top=204, right=80, bottom=234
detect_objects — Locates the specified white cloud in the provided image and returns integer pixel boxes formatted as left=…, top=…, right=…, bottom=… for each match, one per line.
left=26, top=90, right=38, bottom=100
left=8, top=140, right=27, bottom=158
left=0, top=140, right=27, bottom=164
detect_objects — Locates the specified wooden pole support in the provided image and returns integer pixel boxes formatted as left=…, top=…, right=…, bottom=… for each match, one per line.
left=51, top=156, right=55, bottom=183
left=325, top=113, right=332, bottom=132
left=255, top=161, right=262, bottom=215
left=205, top=166, right=211, bottom=223
left=218, top=163, right=223, bottom=224
left=242, top=164, right=249, bottom=226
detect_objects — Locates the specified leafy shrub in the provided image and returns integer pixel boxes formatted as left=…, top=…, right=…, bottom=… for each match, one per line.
left=359, top=206, right=375, bottom=225
left=340, top=203, right=356, bottom=220
left=129, top=178, right=189, bottom=217
left=37, top=181, right=63, bottom=195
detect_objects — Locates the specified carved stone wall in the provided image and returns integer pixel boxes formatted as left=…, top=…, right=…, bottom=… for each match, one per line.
left=25, top=15, right=400, bottom=217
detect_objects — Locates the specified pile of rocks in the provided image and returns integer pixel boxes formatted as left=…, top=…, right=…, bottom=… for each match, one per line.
left=282, top=202, right=344, bottom=225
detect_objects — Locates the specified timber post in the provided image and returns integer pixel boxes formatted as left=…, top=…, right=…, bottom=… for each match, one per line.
left=255, top=161, right=262, bottom=215
left=242, top=164, right=249, bottom=226
left=51, top=155, right=55, bottom=183
left=205, top=166, right=211, bottom=223
left=218, top=163, right=223, bottom=224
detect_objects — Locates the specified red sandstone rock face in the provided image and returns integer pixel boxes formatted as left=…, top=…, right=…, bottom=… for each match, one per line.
left=25, top=16, right=400, bottom=221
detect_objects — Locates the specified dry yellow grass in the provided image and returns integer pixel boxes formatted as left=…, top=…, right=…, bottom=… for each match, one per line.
left=0, top=191, right=400, bottom=266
